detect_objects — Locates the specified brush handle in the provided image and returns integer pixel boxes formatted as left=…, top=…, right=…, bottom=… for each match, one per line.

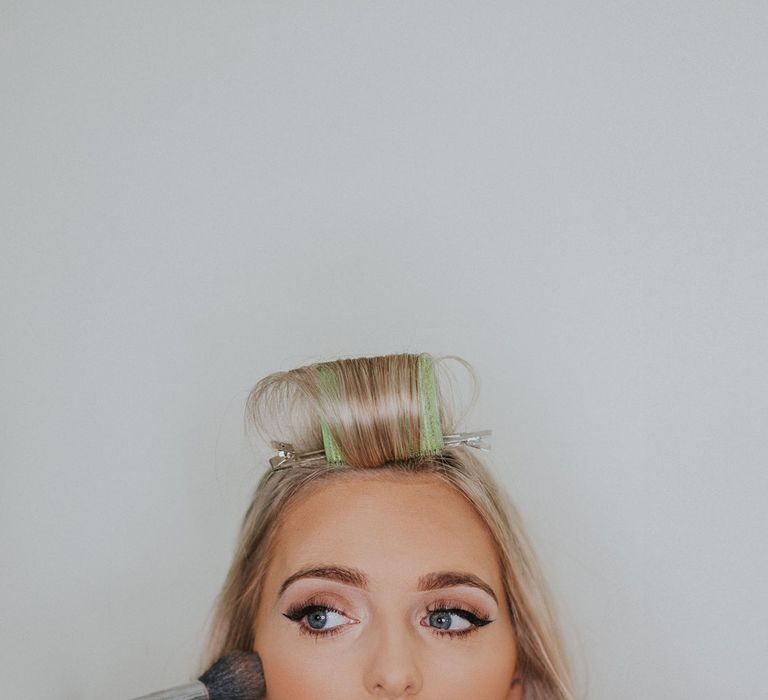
left=130, top=680, right=209, bottom=700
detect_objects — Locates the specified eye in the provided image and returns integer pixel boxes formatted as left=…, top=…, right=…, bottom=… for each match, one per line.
left=282, top=600, right=354, bottom=639
left=422, top=599, right=494, bottom=639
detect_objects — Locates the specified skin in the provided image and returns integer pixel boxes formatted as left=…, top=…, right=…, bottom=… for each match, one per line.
left=253, top=470, right=523, bottom=699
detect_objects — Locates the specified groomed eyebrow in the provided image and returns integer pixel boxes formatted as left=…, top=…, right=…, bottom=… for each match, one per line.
left=278, top=565, right=498, bottom=604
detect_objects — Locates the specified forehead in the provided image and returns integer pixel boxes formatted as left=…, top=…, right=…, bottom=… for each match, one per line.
left=268, top=471, right=502, bottom=590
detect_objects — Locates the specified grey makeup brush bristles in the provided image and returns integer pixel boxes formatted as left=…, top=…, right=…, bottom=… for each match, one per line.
left=129, top=650, right=265, bottom=700
left=199, top=650, right=266, bottom=700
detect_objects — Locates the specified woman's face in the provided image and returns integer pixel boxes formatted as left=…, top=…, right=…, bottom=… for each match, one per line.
left=253, top=471, right=522, bottom=699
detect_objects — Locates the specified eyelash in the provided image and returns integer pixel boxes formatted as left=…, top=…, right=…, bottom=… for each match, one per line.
left=282, top=597, right=493, bottom=640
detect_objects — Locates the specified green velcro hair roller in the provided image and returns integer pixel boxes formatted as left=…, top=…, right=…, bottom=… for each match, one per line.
left=417, top=353, right=445, bottom=455
left=317, top=365, right=345, bottom=465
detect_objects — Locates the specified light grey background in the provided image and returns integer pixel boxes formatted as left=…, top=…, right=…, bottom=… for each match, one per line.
left=2, top=2, right=767, bottom=698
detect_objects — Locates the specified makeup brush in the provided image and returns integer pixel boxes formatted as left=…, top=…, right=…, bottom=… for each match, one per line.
left=129, top=650, right=265, bottom=700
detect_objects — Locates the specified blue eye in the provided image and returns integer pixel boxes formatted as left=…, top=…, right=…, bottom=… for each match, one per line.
left=423, top=603, right=493, bottom=638
left=283, top=601, right=351, bottom=639
left=427, top=609, right=472, bottom=631
left=302, top=605, right=348, bottom=631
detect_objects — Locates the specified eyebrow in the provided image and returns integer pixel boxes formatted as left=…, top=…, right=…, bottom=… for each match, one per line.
left=278, top=565, right=498, bottom=604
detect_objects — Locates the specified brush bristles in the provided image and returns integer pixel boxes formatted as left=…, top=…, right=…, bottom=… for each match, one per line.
left=198, top=650, right=265, bottom=700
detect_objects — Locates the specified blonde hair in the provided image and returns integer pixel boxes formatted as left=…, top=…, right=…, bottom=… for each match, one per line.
left=200, top=353, right=574, bottom=700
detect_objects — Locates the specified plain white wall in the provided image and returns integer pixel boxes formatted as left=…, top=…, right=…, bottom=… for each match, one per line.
left=2, top=2, right=767, bottom=698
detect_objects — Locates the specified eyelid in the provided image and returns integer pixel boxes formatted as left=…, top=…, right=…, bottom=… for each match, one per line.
left=277, top=579, right=368, bottom=609
left=283, top=595, right=352, bottom=620
left=419, top=585, right=498, bottom=611
left=426, top=598, right=489, bottom=619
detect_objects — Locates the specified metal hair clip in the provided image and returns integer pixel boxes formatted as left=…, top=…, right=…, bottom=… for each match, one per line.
left=268, top=443, right=324, bottom=471
left=268, top=430, right=492, bottom=472
left=442, top=429, right=492, bottom=451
